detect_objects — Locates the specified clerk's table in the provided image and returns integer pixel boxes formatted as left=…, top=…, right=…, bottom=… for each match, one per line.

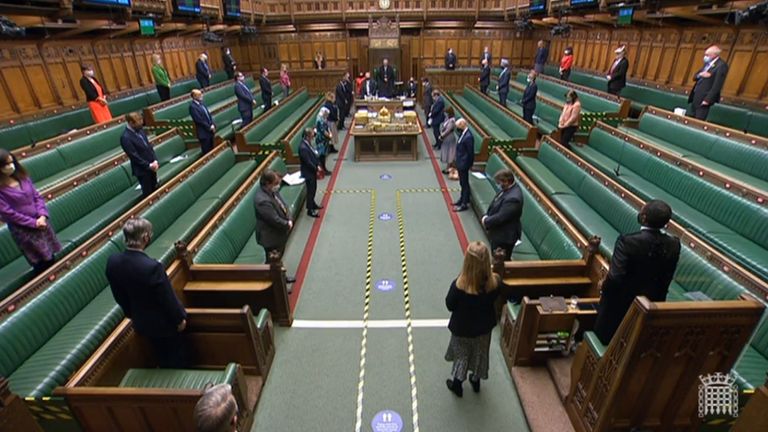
left=350, top=109, right=421, bottom=162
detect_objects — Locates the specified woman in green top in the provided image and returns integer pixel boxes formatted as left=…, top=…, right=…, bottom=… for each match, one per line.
left=151, top=54, right=171, bottom=101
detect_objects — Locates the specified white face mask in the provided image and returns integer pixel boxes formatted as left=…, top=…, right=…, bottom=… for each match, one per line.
left=86, top=70, right=94, bottom=77
left=271, top=185, right=281, bottom=193
left=703, top=55, right=712, bottom=63
left=526, top=77, right=532, bottom=83
left=1, top=163, right=15, bottom=176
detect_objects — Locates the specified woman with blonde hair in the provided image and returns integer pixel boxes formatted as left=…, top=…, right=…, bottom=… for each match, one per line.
left=151, top=54, right=171, bottom=101
left=279, top=63, right=291, bottom=97
left=445, top=241, right=500, bottom=397
left=322, top=92, right=340, bottom=153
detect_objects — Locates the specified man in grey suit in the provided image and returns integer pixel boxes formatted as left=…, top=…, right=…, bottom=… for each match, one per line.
left=254, top=169, right=295, bottom=285
left=482, top=169, right=523, bottom=260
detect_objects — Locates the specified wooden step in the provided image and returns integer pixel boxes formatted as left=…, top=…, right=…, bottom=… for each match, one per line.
left=511, top=366, right=576, bottom=432
left=503, top=276, right=592, bottom=287
left=546, top=356, right=574, bottom=402
left=184, top=280, right=272, bottom=292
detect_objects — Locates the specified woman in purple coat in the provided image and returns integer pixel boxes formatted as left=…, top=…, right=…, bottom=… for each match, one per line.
left=0, top=149, right=61, bottom=274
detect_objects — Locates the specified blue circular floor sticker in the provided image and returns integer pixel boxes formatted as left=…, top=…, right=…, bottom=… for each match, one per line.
left=371, top=410, right=403, bottom=432
left=375, top=279, right=396, bottom=292
left=380, top=173, right=393, bottom=180
left=378, top=212, right=393, bottom=221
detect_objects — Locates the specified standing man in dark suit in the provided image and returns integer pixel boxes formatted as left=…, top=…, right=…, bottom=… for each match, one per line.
left=453, top=118, right=474, bottom=212
left=195, top=53, right=212, bottom=88
left=593, top=200, right=681, bottom=344
left=533, top=40, right=549, bottom=73
left=606, top=46, right=629, bottom=96
left=687, top=45, right=729, bottom=121
left=189, top=89, right=215, bottom=155
left=234, top=72, right=255, bottom=125
left=481, top=46, right=492, bottom=66
left=106, top=218, right=187, bottom=368
left=259, top=68, right=273, bottom=112
left=407, top=77, right=418, bottom=98
left=298, top=128, right=322, bottom=218
left=343, top=72, right=354, bottom=118
left=335, top=72, right=351, bottom=130
left=498, top=59, right=511, bottom=107
left=222, top=48, right=236, bottom=79
left=422, top=78, right=433, bottom=115
left=428, top=89, right=445, bottom=149
left=253, top=169, right=296, bottom=286
left=377, top=58, right=395, bottom=98
left=482, top=169, right=523, bottom=260
left=361, top=71, right=376, bottom=98
left=120, top=112, right=159, bottom=198
left=479, top=59, right=491, bottom=95
left=445, top=48, right=457, bottom=70
left=521, top=71, right=538, bottom=124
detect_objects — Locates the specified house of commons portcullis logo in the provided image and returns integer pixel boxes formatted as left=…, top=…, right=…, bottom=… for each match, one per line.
left=698, top=372, right=739, bottom=418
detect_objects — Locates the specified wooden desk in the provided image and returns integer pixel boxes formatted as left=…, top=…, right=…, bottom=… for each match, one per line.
left=355, top=98, right=415, bottom=113
left=350, top=119, right=421, bottom=162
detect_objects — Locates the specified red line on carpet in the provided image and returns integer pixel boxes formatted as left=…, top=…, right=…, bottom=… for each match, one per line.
left=417, top=117, right=469, bottom=252
left=288, top=128, right=352, bottom=311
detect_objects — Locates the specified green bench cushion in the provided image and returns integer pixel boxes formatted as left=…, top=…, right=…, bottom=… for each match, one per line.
left=119, top=363, right=237, bottom=389
left=584, top=331, right=607, bottom=358
left=243, top=90, right=310, bottom=144
left=451, top=94, right=513, bottom=142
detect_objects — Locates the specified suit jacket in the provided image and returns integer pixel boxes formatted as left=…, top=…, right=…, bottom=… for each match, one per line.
left=534, top=47, right=549, bottom=65
left=429, top=96, right=445, bottom=125
left=361, top=78, right=377, bottom=97
left=106, top=249, right=187, bottom=338
left=484, top=183, right=523, bottom=245
left=253, top=185, right=291, bottom=250
left=377, top=65, right=395, bottom=96
left=481, top=52, right=492, bottom=66
left=455, top=128, right=475, bottom=170
left=195, top=59, right=211, bottom=86
left=234, top=81, right=254, bottom=113
left=594, top=229, right=681, bottom=344
left=479, top=65, right=491, bottom=86
left=314, top=58, right=326, bottom=70
left=189, top=101, right=214, bottom=139
left=407, top=81, right=418, bottom=98
left=120, top=126, right=157, bottom=177
left=689, top=58, right=729, bottom=106
left=607, top=57, right=629, bottom=92
left=498, top=68, right=510, bottom=94
left=521, top=82, right=538, bottom=109
left=335, top=80, right=350, bottom=109
left=446, top=279, right=498, bottom=338
left=298, top=139, right=319, bottom=180
left=223, top=53, right=236, bottom=75
left=259, top=75, right=272, bottom=99
left=80, top=76, right=105, bottom=102
left=322, top=100, right=338, bottom=122
left=422, top=83, right=433, bottom=110
left=445, top=53, right=457, bottom=70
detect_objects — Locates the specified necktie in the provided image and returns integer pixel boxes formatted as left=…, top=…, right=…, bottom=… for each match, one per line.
left=199, top=102, right=211, bottom=123
left=610, top=59, right=621, bottom=74
left=490, top=188, right=504, bottom=207
left=273, top=193, right=288, bottom=216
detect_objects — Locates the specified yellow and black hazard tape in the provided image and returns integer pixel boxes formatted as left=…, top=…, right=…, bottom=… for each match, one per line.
left=25, top=397, right=75, bottom=421
left=397, top=187, right=460, bottom=193
left=354, top=189, right=377, bottom=432
left=323, top=188, right=372, bottom=195
left=395, top=190, right=421, bottom=432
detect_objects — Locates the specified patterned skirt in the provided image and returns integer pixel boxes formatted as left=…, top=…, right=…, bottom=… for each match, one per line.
left=445, top=332, right=492, bottom=381
left=8, top=223, right=62, bottom=265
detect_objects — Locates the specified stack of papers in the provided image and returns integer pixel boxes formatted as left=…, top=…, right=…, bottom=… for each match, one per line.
left=282, top=171, right=305, bottom=186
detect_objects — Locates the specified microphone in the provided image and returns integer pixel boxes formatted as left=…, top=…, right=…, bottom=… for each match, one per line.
left=614, top=136, right=627, bottom=177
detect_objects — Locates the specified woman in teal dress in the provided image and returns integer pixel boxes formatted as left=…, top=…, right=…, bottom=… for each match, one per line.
left=315, top=107, right=333, bottom=175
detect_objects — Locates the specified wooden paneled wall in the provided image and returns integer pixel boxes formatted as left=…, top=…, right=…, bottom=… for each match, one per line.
left=0, top=37, right=224, bottom=120
left=542, top=27, right=768, bottom=102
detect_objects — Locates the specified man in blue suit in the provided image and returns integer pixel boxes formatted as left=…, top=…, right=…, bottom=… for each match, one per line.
left=195, top=53, right=211, bottom=88
left=234, top=72, right=255, bottom=125
left=106, top=218, right=188, bottom=368
left=498, top=58, right=510, bottom=107
left=521, top=70, right=538, bottom=124
left=428, top=89, right=445, bottom=149
left=479, top=58, right=491, bottom=95
left=453, top=118, right=474, bottom=212
left=120, top=112, right=159, bottom=198
left=298, top=128, right=322, bottom=218
left=189, top=89, right=215, bottom=154
left=259, top=68, right=273, bottom=111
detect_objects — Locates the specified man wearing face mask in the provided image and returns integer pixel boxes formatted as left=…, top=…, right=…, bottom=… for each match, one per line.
left=481, top=169, right=523, bottom=261
left=196, top=53, right=212, bottom=88
left=222, top=47, right=237, bottom=79
left=120, top=112, right=159, bottom=198
left=259, top=68, right=273, bottom=111
left=253, top=169, right=296, bottom=286
left=606, top=46, right=629, bottom=96
left=80, top=64, right=112, bottom=124
left=687, top=45, right=729, bottom=121
left=593, top=200, right=681, bottom=344
left=520, top=71, right=538, bottom=124
left=453, top=118, right=474, bottom=212
left=234, top=72, right=256, bottom=125
left=189, top=89, right=216, bottom=154
left=479, top=58, right=491, bottom=95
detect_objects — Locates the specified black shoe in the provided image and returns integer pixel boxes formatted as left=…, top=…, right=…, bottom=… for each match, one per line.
left=446, top=378, right=463, bottom=397
left=469, top=376, right=480, bottom=393
left=442, top=169, right=449, bottom=175
left=286, top=276, right=296, bottom=284
left=307, top=210, right=320, bottom=217
left=324, top=169, right=332, bottom=175
left=329, top=147, right=339, bottom=154
left=452, top=201, right=461, bottom=206
left=453, top=205, right=469, bottom=212
left=315, top=204, right=324, bottom=209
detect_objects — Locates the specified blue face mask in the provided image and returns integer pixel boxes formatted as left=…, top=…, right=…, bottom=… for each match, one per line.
left=703, top=55, right=712, bottom=63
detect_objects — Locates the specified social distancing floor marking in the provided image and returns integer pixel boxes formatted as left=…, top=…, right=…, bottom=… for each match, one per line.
left=292, top=319, right=449, bottom=329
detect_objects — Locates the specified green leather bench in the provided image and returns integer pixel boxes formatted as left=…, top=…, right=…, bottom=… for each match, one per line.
left=153, top=77, right=256, bottom=122
left=195, top=157, right=306, bottom=265
left=619, top=112, right=768, bottom=191
left=241, top=90, right=319, bottom=145
left=469, top=154, right=582, bottom=261
left=212, top=87, right=285, bottom=142
left=571, top=127, right=768, bottom=280
left=516, top=72, right=622, bottom=116
left=0, top=73, right=228, bottom=152
left=0, top=134, right=199, bottom=300
left=441, top=96, right=487, bottom=155
left=454, top=88, right=530, bottom=143
left=514, top=140, right=768, bottom=389
left=286, top=110, right=318, bottom=157
left=0, top=147, right=256, bottom=399
left=119, top=362, right=238, bottom=390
